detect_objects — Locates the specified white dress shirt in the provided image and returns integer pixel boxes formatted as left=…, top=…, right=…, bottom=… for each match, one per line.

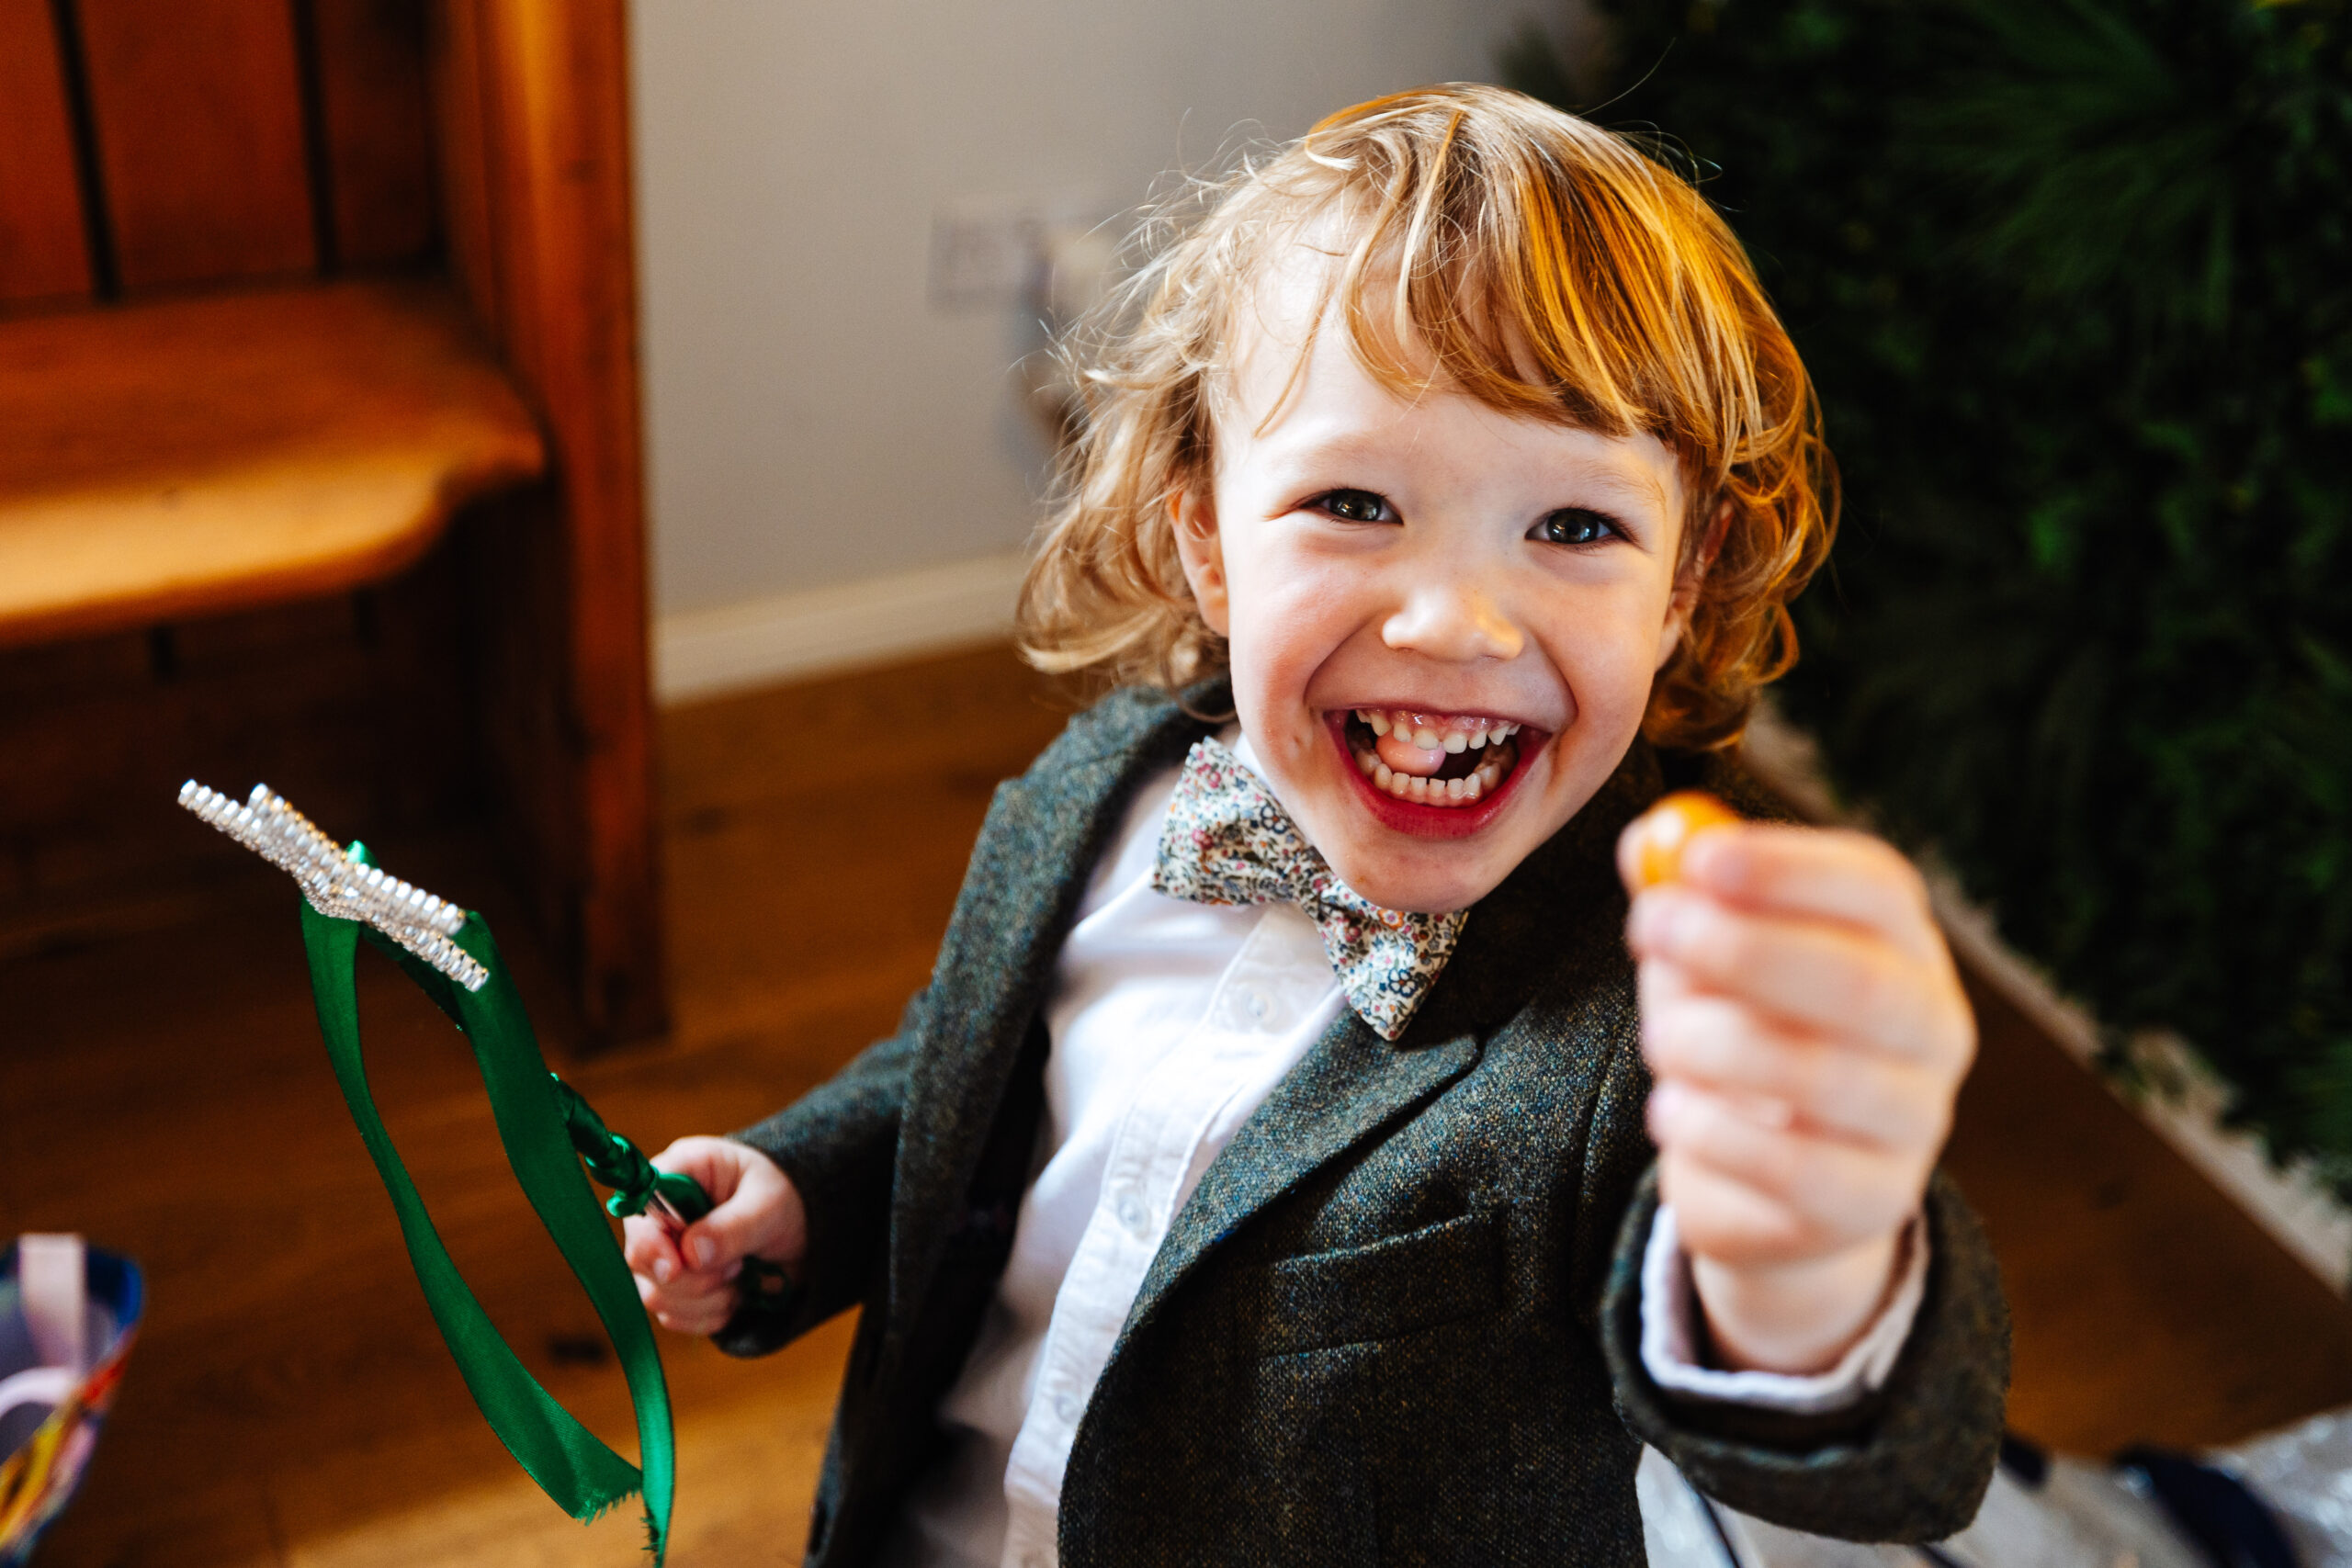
left=882, top=731, right=1926, bottom=1568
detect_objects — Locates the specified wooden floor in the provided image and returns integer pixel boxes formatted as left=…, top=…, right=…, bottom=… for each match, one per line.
left=11, top=643, right=2352, bottom=1566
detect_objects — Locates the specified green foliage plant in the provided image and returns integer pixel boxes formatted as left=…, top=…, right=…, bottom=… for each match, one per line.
left=1512, top=0, right=2352, bottom=1194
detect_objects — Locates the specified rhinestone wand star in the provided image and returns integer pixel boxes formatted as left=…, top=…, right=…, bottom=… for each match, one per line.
left=178, top=780, right=487, bottom=990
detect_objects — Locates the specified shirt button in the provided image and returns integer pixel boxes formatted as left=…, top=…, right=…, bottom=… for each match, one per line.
left=1054, top=1391, right=1081, bottom=1423
left=1115, top=1191, right=1150, bottom=1237
left=1242, top=987, right=1269, bottom=1023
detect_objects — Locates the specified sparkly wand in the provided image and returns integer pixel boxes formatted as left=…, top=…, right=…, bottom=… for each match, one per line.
left=178, top=779, right=789, bottom=1559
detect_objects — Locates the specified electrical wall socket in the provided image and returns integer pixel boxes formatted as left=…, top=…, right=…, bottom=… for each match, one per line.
left=930, top=191, right=1106, bottom=313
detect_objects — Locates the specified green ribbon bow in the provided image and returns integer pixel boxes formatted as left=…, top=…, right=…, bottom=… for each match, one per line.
left=297, top=848, right=677, bottom=1561
left=551, top=1077, right=713, bottom=1227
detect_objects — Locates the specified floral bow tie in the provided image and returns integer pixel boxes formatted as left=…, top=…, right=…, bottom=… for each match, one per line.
left=1150, top=738, right=1468, bottom=1042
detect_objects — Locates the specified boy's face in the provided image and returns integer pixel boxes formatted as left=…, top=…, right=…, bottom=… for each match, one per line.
left=1175, top=263, right=1692, bottom=913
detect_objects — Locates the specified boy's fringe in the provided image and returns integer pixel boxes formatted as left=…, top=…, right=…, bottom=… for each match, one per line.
left=1015, top=84, right=1838, bottom=750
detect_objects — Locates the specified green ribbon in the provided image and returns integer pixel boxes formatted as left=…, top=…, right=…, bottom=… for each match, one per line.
left=297, top=857, right=675, bottom=1561
left=551, top=1077, right=713, bottom=1226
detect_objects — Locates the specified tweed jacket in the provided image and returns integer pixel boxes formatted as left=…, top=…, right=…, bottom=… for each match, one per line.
left=722, top=684, right=2009, bottom=1567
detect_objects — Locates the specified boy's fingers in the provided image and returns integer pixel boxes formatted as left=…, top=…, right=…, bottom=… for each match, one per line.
left=1641, top=990, right=1951, bottom=1150
left=1680, top=826, right=1942, bottom=964
left=1632, top=896, right=1971, bottom=1067
left=633, top=1268, right=732, bottom=1307
left=679, top=1169, right=786, bottom=1272
left=621, top=1213, right=684, bottom=1284
left=650, top=1296, right=733, bottom=1337
left=655, top=1274, right=735, bottom=1312
left=1649, top=1081, right=1921, bottom=1242
left=650, top=1135, right=748, bottom=1207
left=1657, top=1156, right=1819, bottom=1267
left=635, top=1264, right=738, bottom=1332
left=675, top=1219, right=728, bottom=1274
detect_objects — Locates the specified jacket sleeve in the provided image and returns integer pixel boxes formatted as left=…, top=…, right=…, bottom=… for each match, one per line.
left=709, top=986, right=927, bottom=1357
left=1596, top=1155, right=2011, bottom=1541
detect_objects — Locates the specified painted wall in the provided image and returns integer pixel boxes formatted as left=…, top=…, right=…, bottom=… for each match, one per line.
left=630, top=0, right=1584, bottom=619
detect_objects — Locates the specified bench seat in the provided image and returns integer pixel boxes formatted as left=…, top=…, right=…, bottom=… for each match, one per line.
left=0, top=279, right=546, bottom=648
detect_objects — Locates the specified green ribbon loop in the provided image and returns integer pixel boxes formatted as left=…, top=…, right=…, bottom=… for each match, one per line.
left=297, top=877, right=676, bottom=1561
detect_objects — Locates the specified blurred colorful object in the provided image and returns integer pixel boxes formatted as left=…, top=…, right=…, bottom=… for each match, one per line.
left=0, top=1235, right=141, bottom=1565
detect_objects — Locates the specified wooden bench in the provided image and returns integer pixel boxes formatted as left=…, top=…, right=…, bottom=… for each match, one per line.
left=0, top=0, right=665, bottom=1043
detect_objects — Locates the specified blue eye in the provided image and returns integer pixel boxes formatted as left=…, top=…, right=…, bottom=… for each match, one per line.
left=1316, top=489, right=1396, bottom=524
left=1532, top=507, right=1620, bottom=546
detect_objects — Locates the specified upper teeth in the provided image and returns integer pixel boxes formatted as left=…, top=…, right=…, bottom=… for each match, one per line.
left=1346, top=711, right=1521, bottom=809
left=1353, top=708, right=1520, bottom=750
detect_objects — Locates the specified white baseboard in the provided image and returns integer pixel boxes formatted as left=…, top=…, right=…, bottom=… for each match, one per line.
left=1743, top=704, right=2352, bottom=1293
left=654, top=550, right=1030, bottom=704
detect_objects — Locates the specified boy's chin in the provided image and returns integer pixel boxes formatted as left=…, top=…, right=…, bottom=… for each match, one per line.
left=1308, top=823, right=1521, bottom=914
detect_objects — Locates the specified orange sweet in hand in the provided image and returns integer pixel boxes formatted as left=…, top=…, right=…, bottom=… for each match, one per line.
left=1626, top=790, right=1742, bottom=889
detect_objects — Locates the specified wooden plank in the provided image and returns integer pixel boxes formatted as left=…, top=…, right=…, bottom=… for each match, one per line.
left=0, top=548, right=477, bottom=958
left=0, top=279, right=545, bottom=646
left=438, top=0, right=664, bottom=1043
left=1947, top=964, right=2352, bottom=1451
left=314, top=0, right=438, bottom=268
left=74, top=0, right=316, bottom=289
left=0, top=0, right=92, bottom=303
left=427, top=0, right=502, bottom=333
left=503, top=0, right=662, bottom=1044
left=461, top=490, right=587, bottom=996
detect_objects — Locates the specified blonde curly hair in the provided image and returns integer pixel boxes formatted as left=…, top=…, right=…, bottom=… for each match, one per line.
left=1016, top=84, right=1836, bottom=750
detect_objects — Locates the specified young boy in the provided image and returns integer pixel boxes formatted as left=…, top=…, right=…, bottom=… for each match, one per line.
left=627, top=85, right=2006, bottom=1567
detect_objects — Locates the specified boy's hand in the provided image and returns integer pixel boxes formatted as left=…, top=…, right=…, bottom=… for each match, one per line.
left=1619, top=817, right=1974, bottom=1376
left=621, top=1136, right=807, bottom=1337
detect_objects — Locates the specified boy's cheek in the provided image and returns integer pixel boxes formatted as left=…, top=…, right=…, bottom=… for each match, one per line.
left=1227, top=589, right=1367, bottom=751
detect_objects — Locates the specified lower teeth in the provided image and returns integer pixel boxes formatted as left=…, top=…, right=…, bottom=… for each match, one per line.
left=1353, top=735, right=1515, bottom=807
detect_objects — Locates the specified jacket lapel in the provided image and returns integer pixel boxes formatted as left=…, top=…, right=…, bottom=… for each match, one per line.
left=1114, top=1014, right=1483, bottom=1345
left=887, top=689, right=1215, bottom=1319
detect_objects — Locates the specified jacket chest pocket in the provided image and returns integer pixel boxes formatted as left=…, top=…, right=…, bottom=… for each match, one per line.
left=1260, top=1209, right=1505, bottom=1356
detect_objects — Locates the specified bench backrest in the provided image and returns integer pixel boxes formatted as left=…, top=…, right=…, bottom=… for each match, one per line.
left=0, top=0, right=438, bottom=309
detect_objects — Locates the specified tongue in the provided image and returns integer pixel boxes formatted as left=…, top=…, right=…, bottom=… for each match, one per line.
left=1374, top=732, right=1497, bottom=780
left=1375, top=731, right=1449, bottom=777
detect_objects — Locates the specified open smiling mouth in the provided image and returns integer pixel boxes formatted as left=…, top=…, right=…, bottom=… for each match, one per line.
left=1340, top=708, right=1527, bottom=809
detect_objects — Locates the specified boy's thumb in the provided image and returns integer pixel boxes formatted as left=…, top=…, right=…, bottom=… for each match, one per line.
left=679, top=1198, right=763, bottom=1274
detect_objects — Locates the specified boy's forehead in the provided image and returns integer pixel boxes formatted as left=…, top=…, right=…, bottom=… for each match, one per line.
left=1223, top=240, right=1438, bottom=431
left=1223, top=249, right=1677, bottom=491
left=1223, top=224, right=1593, bottom=441
left=1226, top=237, right=1352, bottom=389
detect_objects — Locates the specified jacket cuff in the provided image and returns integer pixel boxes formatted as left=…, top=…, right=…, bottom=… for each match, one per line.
left=1601, top=1166, right=2009, bottom=1542
left=1640, top=1203, right=1927, bottom=1414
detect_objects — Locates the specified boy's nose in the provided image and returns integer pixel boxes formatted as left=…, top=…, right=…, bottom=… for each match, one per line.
left=1380, top=581, right=1525, bottom=663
